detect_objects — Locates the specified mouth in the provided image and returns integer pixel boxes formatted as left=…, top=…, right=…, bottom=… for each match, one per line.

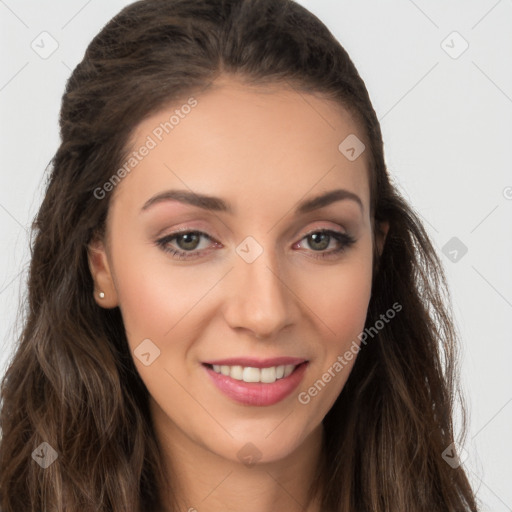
left=202, top=358, right=309, bottom=406
left=203, top=362, right=302, bottom=383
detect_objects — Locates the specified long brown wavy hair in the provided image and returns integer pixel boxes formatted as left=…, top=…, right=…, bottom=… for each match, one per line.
left=0, top=0, right=478, bottom=510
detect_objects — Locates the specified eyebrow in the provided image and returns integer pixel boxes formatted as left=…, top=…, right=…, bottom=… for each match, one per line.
left=141, top=188, right=363, bottom=215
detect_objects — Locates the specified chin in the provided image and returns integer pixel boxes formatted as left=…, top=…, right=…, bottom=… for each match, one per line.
left=212, top=421, right=320, bottom=467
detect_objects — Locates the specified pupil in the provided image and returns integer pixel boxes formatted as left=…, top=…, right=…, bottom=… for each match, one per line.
left=179, top=233, right=200, bottom=250
left=310, top=233, right=329, bottom=251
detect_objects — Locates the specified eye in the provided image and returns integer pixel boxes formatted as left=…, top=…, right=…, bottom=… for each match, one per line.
left=155, top=228, right=356, bottom=261
left=155, top=231, right=220, bottom=260
left=293, top=229, right=356, bottom=260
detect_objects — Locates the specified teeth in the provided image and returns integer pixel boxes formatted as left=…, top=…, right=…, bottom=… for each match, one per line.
left=284, top=364, right=295, bottom=377
left=260, top=366, right=276, bottom=383
left=230, top=365, right=243, bottom=380
left=210, top=363, right=300, bottom=383
left=242, top=367, right=260, bottom=383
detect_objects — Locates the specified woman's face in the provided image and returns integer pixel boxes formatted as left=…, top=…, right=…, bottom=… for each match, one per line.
left=90, top=76, right=383, bottom=466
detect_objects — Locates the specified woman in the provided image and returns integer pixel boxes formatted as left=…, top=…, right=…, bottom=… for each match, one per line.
left=0, top=0, right=479, bottom=510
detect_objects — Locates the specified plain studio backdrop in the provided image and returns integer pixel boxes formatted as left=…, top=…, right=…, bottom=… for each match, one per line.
left=1, top=0, right=511, bottom=509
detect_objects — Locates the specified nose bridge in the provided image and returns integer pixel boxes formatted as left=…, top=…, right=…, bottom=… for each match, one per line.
left=223, top=239, right=295, bottom=338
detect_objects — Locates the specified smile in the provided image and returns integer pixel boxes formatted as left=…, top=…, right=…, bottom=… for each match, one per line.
left=202, top=357, right=309, bottom=406
left=208, top=363, right=298, bottom=383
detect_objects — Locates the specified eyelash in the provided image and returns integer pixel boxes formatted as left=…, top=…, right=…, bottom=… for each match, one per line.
left=155, top=229, right=356, bottom=261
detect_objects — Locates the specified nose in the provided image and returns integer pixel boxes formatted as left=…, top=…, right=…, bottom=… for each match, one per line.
left=222, top=248, right=299, bottom=340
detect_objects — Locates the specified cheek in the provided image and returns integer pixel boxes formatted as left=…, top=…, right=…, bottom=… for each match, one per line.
left=111, top=250, right=221, bottom=408
left=111, top=235, right=221, bottom=344
left=302, top=237, right=374, bottom=344
left=295, top=238, right=373, bottom=410
left=328, top=264, right=372, bottom=343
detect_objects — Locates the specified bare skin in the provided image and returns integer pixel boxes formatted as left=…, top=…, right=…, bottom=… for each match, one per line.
left=88, top=75, right=388, bottom=512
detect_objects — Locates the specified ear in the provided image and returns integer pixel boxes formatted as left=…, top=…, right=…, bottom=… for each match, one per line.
left=87, top=237, right=119, bottom=308
left=375, top=219, right=390, bottom=258
left=372, top=219, right=390, bottom=282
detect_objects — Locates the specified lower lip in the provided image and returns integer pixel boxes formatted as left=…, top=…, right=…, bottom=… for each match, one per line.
left=203, top=362, right=308, bottom=406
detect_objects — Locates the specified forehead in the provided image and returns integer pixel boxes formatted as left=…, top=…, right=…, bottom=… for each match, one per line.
left=113, top=77, right=370, bottom=217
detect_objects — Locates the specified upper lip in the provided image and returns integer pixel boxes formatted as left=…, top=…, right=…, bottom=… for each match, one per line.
left=202, top=357, right=308, bottom=368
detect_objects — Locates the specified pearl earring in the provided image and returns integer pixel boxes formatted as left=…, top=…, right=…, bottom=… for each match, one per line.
left=98, top=291, right=105, bottom=299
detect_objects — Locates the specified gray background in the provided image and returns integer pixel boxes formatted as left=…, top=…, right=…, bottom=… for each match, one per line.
left=1, top=0, right=511, bottom=509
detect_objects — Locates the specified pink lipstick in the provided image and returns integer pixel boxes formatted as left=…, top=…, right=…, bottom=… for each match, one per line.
left=202, top=357, right=308, bottom=406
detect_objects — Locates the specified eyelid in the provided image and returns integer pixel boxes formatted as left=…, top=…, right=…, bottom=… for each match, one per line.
left=300, top=224, right=347, bottom=237
left=153, top=222, right=219, bottom=239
